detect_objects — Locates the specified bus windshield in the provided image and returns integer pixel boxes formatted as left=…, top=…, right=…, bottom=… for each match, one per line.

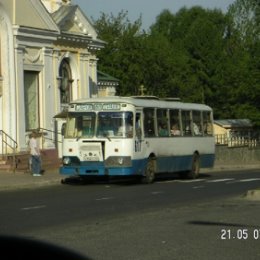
left=97, top=112, right=133, bottom=138
left=65, top=112, right=96, bottom=138
left=65, top=111, right=133, bottom=138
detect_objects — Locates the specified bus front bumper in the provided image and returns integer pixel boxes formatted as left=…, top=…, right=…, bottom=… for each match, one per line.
left=60, top=164, right=139, bottom=177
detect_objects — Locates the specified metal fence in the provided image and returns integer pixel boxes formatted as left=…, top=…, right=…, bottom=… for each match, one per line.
left=215, top=134, right=259, bottom=148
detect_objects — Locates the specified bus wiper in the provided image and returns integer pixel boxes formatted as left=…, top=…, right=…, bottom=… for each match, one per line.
left=104, top=133, right=111, bottom=142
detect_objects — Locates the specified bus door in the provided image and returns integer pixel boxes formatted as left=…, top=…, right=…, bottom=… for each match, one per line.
left=133, top=111, right=146, bottom=174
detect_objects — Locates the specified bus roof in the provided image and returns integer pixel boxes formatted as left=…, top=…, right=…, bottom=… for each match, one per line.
left=70, top=96, right=213, bottom=111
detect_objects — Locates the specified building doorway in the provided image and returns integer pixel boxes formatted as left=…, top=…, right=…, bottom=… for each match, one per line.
left=24, top=71, right=39, bottom=131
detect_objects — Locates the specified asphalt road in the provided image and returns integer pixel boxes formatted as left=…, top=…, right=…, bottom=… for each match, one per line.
left=0, top=169, right=260, bottom=260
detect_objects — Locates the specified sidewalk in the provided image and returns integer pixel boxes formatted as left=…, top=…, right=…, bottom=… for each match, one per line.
left=0, top=169, right=62, bottom=191
left=0, top=164, right=260, bottom=192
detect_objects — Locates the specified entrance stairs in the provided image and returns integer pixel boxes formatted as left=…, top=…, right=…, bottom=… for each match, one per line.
left=0, top=149, right=62, bottom=173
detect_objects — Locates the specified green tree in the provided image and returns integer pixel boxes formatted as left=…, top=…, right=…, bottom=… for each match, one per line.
left=150, top=7, right=229, bottom=105
left=141, top=32, right=184, bottom=97
left=93, top=5, right=260, bottom=126
left=228, top=0, right=259, bottom=46
left=93, top=11, right=146, bottom=95
left=227, top=0, right=260, bottom=125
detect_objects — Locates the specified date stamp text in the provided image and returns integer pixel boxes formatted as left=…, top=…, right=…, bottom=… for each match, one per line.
left=221, top=229, right=260, bottom=240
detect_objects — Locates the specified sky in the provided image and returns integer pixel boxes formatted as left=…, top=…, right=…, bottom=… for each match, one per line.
left=73, top=0, right=236, bottom=30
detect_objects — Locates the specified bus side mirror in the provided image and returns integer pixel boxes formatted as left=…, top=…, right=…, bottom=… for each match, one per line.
left=61, top=123, right=66, bottom=136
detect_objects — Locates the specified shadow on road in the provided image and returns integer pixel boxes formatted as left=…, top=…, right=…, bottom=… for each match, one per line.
left=187, top=220, right=260, bottom=229
left=61, top=172, right=213, bottom=186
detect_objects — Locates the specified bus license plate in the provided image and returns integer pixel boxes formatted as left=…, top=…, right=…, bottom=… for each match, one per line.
left=84, top=156, right=98, bottom=161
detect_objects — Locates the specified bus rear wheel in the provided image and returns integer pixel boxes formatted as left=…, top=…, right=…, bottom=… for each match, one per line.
left=187, top=153, right=200, bottom=179
left=142, top=158, right=155, bottom=184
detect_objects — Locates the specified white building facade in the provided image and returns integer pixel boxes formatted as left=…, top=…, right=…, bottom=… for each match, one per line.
left=0, top=0, right=104, bottom=155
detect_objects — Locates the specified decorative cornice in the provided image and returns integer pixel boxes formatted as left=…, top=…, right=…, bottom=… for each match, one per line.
left=13, top=25, right=59, bottom=42
left=98, top=82, right=119, bottom=86
left=57, top=32, right=105, bottom=50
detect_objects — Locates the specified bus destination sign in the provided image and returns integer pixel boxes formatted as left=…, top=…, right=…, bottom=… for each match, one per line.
left=75, top=103, right=121, bottom=111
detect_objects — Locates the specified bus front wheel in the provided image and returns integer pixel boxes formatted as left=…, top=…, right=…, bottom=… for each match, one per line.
left=142, top=158, right=155, bottom=184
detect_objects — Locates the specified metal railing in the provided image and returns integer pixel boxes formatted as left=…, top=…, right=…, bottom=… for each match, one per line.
left=1, top=128, right=62, bottom=172
left=215, top=134, right=259, bottom=148
left=0, top=130, right=18, bottom=171
left=37, top=127, right=63, bottom=148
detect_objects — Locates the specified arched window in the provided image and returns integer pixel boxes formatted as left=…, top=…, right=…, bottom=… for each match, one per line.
left=59, top=59, right=72, bottom=104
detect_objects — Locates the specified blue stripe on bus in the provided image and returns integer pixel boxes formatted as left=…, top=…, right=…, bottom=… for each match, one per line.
left=60, top=154, right=215, bottom=177
left=156, top=154, right=215, bottom=173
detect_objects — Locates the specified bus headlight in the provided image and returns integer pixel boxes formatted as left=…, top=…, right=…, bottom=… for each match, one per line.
left=63, top=157, right=71, bottom=165
left=105, top=156, right=132, bottom=167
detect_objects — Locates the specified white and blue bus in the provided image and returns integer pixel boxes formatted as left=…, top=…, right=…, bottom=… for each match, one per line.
left=60, top=96, right=215, bottom=183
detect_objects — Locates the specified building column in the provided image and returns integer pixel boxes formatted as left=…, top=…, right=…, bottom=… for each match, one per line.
left=79, top=51, right=90, bottom=98
left=0, top=10, right=17, bottom=152
left=15, top=45, right=27, bottom=152
left=42, top=47, right=56, bottom=149
left=89, top=58, right=98, bottom=98
left=53, top=49, right=61, bottom=112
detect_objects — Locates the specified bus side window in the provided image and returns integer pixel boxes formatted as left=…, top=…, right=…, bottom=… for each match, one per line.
left=192, top=111, right=202, bottom=136
left=170, top=109, right=181, bottom=136
left=157, top=109, right=169, bottom=137
left=144, top=108, right=155, bottom=137
left=181, top=110, right=192, bottom=136
left=203, top=111, right=213, bottom=136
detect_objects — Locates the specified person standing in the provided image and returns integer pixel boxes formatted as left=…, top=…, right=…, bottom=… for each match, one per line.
left=29, top=131, right=42, bottom=176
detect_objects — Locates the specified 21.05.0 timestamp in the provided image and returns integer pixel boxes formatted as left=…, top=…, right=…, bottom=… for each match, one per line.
left=221, top=229, right=260, bottom=240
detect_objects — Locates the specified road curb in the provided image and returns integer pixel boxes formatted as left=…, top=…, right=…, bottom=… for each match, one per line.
left=0, top=179, right=62, bottom=192
left=244, top=189, right=260, bottom=201
left=201, top=165, right=260, bottom=173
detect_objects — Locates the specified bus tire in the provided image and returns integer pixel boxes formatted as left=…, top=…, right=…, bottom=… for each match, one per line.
left=187, top=153, right=200, bottom=179
left=142, top=158, right=155, bottom=184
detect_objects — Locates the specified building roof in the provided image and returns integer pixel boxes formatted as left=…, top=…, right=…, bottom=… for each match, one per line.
left=214, top=119, right=253, bottom=128
left=51, top=5, right=78, bottom=27
left=50, top=4, right=106, bottom=49
left=97, top=71, right=119, bottom=86
left=1, top=0, right=60, bottom=33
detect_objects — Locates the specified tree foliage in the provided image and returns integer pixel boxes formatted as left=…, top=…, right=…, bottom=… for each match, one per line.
left=93, top=11, right=145, bottom=95
left=228, top=0, right=259, bottom=46
left=92, top=1, right=260, bottom=126
left=227, top=0, right=260, bottom=124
